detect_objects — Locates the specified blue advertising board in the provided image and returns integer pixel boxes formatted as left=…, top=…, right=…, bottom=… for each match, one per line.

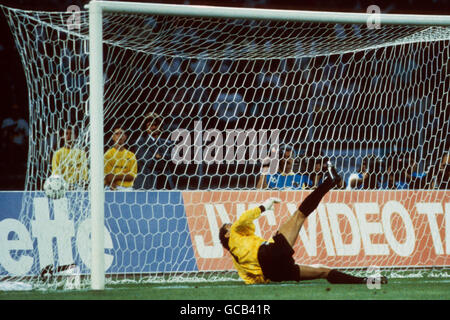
left=0, top=191, right=197, bottom=277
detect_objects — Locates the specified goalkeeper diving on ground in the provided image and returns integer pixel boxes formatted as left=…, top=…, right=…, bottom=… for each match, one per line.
left=219, top=162, right=388, bottom=285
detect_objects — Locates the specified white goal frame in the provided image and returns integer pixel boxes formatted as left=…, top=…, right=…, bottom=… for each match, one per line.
left=87, top=0, right=450, bottom=290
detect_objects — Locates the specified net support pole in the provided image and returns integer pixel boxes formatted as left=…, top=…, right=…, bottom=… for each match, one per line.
left=89, top=0, right=105, bottom=291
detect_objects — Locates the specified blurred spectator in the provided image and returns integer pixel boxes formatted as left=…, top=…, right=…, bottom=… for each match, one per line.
left=305, top=154, right=344, bottom=189
left=133, top=112, right=175, bottom=190
left=104, top=127, right=137, bottom=191
left=433, top=152, right=450, bottom=189
left=382, top=153, right=410, bottom=190
left=51, top=125, right=88, bottom=189
left=381, top=152, right=428, bottom=189
left=307, top=155, right=326, bottom=189
left=257, top=146, right=312, bottom=190
left=403, top=152, right=428, bottom=189
left=347, top=155, right=383, bottom=190
left=0, top=103, right=28, bottom=173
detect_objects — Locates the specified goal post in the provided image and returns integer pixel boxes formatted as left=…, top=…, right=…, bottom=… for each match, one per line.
left=0, top=1, right=449, bottom=291
left=88, top=0, right=105, bottom=291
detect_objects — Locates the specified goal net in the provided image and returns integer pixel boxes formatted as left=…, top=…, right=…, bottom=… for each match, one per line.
left=0, top=2, right=449, bottom=290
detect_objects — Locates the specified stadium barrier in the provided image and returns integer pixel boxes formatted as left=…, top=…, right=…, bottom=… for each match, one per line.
left=0, top=191, right=448, bottom=277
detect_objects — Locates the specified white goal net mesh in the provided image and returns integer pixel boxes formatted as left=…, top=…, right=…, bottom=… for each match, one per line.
left=0, top=4, right=449, bottom=289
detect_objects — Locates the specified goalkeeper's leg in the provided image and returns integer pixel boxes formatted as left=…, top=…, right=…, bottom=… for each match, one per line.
left=299, top=265, right=388, bottom=284
left=278, top=162, right=342, bottom=247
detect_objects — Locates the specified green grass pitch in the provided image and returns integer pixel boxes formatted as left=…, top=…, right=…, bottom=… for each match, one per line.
left=1, top=277, right=449, bottom=300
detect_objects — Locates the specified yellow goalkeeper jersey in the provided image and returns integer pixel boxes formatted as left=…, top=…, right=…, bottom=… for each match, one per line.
left=52, top=147, right=88, bottom=186
left=104, top=147, right=137, bottom=188
left=228, top=207, right=271, bottom=285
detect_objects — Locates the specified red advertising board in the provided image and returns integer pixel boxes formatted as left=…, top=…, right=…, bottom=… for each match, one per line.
left=182, top=191, right=449, bottom=270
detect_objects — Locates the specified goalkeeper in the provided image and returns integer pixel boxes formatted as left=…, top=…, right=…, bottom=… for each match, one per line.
left=219, top=162, right=387, bottom=285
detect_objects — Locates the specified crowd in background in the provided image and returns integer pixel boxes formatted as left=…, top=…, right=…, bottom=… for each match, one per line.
left=50, top=112, right=449, bottom=192
left=0, top=0, right=449, bottom=190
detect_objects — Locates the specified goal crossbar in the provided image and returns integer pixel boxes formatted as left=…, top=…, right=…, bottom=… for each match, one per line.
left=86, top=1, right=450, bottom=26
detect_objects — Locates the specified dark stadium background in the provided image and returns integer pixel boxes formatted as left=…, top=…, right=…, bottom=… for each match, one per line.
left=0, top=0, right=448, bottom=190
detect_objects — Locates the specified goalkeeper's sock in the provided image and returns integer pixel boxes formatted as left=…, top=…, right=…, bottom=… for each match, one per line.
left=298, top=177, right=335, bottom=217
left=326, top=269, right=366, bottom=284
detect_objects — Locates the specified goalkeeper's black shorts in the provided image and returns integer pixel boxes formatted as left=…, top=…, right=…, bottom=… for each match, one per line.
left=257, top=232, right=301, bottom=282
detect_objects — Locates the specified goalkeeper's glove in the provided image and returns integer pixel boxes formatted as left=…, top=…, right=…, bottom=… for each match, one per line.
left=261, top=197, right=282, bottom=211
